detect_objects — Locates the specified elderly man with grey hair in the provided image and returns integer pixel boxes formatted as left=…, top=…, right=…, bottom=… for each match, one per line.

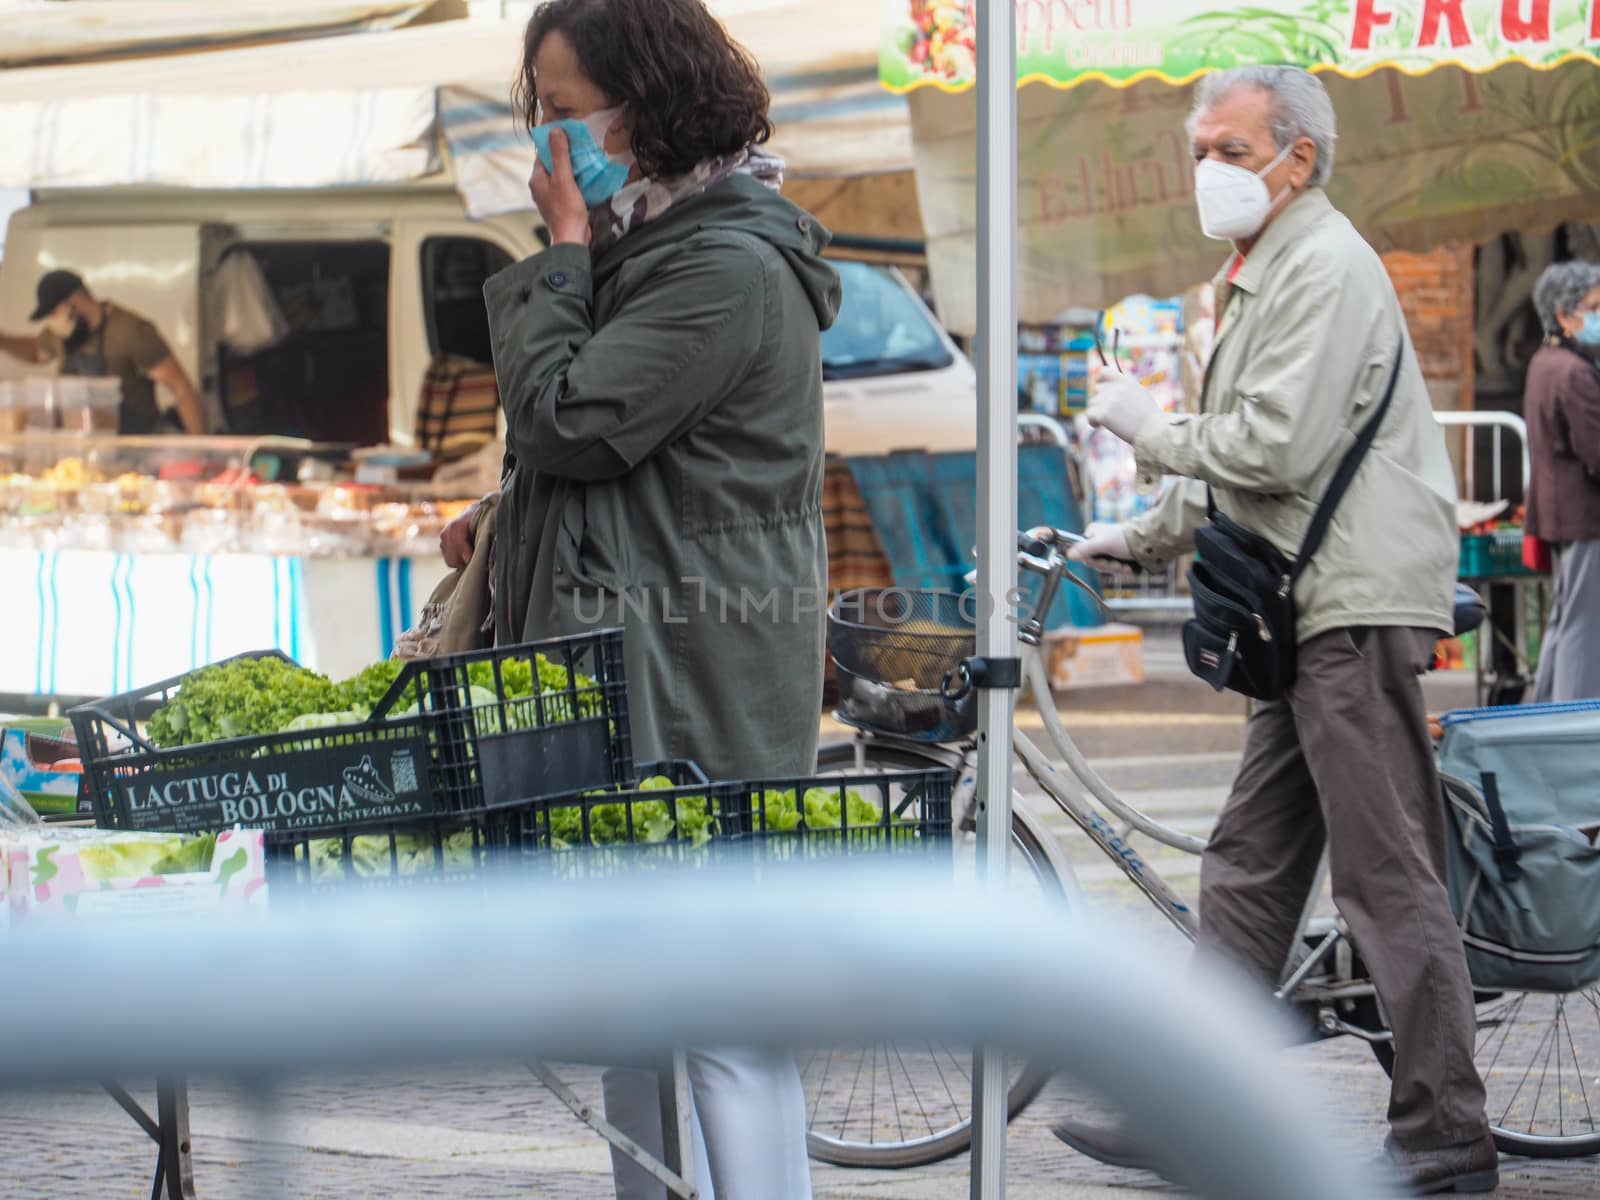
left=1525, top=259, right=1600, bottom=702
left=1063, top=66, right=1496, bottom=1193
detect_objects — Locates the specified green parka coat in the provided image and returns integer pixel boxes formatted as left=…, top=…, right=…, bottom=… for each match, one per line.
left=485, top=174, right=841, bottom=780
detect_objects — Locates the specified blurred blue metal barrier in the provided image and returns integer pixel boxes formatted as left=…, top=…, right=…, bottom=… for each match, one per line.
left=0, top=866, right=1392, bottom=1200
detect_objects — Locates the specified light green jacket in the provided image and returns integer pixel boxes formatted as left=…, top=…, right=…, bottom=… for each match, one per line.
left=1125, top=189, right=1458, bottom=643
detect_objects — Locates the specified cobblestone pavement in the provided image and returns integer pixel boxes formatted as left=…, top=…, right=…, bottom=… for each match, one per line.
left=5, top=639, right=1597, bottom=1198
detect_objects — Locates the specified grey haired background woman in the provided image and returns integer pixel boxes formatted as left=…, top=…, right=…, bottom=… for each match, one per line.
left=1525, top=260, right=1600, bottom=703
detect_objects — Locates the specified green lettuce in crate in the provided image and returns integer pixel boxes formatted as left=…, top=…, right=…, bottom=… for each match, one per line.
left=145, top=651, right=602, bottom=750
left=751, top=786, right=918, bottom=851
left=547, top=776, right=715, bottom=848
left=146, top=658, right=338, bottom=747
left=750, top=788, right=881, bottom=831
left=297, top=829, right=481, bottom=881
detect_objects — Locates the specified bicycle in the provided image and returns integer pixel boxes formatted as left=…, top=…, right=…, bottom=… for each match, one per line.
left=799, top=527, right=1600, bottom=1169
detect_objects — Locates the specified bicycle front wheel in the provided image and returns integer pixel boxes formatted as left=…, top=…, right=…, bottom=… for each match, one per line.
left=800, top=739, right=1062, bottom=1168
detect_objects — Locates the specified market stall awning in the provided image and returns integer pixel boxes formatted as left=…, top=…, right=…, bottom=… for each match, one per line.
left=0, top=4, right=908, bottom=205
left=882, top=1, right=1600, bottom=328
left=0, top=0, right=437, bottom=69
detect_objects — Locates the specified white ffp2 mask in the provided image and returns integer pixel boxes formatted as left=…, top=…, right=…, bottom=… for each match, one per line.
left=1193, top=142, right=1295, bottom=240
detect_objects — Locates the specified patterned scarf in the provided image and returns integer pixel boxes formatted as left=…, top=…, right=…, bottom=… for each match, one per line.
left=588, top=146, right=786, bottom=255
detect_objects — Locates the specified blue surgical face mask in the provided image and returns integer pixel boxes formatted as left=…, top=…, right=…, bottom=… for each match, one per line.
left=1575, top=311, right=1600, bottom=348
left=531, top=105, right=634, bottom=209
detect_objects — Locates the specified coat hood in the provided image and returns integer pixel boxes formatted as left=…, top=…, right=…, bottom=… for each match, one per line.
left=595, top=172, right=842, bottom=332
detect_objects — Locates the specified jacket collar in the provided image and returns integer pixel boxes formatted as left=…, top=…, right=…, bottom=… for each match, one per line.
left=592, top=173, right=825, bottom=283
left=1212, top=188, right=1333, bottom=296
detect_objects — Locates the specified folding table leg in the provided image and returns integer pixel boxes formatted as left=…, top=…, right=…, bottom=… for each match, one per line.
left=657, top=1051, right=697, bottom=1198
left=155, top=1078, right=198, bottom=1200
left=526, top=1060, right=697, bottom=1198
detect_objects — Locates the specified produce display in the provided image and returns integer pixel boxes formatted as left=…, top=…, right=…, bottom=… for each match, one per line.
left=0, top=435, right=477, bottom=557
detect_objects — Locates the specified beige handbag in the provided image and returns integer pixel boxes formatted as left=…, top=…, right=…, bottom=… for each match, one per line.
left=395, top=493, right=500, bottom=660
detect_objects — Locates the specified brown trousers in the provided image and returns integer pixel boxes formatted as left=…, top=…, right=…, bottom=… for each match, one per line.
left=1199, top=626, right=1489, bottom=1150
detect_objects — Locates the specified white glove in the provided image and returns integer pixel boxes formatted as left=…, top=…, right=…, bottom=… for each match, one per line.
left=1068, top=522, right=1138, bottom=577
left=1086, top=368, right=1161, bottom=446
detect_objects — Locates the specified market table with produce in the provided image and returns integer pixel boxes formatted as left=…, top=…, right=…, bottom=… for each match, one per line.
left=2, top=623, right=952, bottom=1198
left=1452, top=503, right=1547, bottom=706
left=1, top=432, right=468, bottom=704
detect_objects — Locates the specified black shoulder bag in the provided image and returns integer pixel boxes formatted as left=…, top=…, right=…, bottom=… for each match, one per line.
left=1182, top=342, right=1405, bottom=701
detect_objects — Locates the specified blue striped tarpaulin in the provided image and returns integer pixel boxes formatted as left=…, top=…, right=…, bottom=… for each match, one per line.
left=845, top=445, right=1103, bottom=630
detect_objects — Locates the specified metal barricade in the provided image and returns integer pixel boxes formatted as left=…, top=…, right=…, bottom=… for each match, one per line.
left=0, top=869, right=1387, bottom=1200
left=1434, top=410, right=1544, bottom=705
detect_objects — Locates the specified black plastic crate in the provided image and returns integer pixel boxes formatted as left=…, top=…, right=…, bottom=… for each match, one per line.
left=722, top=769, right=954, bottom=862
left=407, top=630, right=632, bottom=813
left=263, top=760, right=705, bottom=889
left=496, top=759, right=733, bottom=879
left=68, top=630, right=631, bottom=837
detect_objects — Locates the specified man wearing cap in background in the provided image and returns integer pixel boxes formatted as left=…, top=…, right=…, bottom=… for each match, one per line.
left=0, top=269, right=205, bottom=434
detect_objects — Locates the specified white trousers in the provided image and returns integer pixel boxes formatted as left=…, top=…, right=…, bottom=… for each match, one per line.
left=601, top=1048, right=814, bottom=1200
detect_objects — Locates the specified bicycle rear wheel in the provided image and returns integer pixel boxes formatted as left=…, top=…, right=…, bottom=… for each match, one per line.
left=801, top=739, right=1062, bottom=1168
left=1368, top=984, right=1600, bottom=1158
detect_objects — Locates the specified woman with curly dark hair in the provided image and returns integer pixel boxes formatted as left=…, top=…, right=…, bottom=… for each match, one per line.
left=438, top=1, right=837, bottom=1195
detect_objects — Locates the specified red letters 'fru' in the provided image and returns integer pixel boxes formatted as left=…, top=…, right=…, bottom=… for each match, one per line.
left=1501, top=0, right=1551, bottom=42
left=1350, top=0, right=1395, bottom=50
left=1418, top=0, right=1473, bottom=48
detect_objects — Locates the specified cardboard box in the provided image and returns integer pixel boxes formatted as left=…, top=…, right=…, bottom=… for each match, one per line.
left=1045, top=623, right=1144, bottom=690
left=2, top=828, right=268, bottom=925
left=0, top=722, right=88, bottom=817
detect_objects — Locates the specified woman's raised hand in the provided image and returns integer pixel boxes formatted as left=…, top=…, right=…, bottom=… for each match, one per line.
left=530, top=128, right=592, bottom=248
left=440, top=502, right=479, bottom=569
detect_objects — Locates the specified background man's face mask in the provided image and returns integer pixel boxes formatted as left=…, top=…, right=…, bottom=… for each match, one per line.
left=43, top=308, right=80, bottom=340
left=532, top=106, right=634, bottom=209
left=1193, top=142, right=1295, bottom=241
left=1575, top=311, right=1600, bottom=348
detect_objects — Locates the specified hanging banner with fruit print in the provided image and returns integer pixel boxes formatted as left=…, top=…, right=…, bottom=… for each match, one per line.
left=882, top=1, right=1600, bottom=92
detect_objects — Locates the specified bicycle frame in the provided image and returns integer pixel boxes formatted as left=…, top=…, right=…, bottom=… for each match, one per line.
left=842, top=531, right=1391, bottom=1048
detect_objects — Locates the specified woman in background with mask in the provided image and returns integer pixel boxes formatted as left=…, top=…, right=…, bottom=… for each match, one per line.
left=1525, top=260, right=1600, bottom=702
left=437, top=1, right=839, bottom=1196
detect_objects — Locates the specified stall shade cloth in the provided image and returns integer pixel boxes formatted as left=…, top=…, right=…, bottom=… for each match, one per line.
left=0, top=5, right=905, bottom=200
left=1, top=0, right=430, bottom=69
left=0, top=89, right=440, bottom=192
left=882, top=2, right=1600, bottom=326
left=441, top=72, right=912, bottom=221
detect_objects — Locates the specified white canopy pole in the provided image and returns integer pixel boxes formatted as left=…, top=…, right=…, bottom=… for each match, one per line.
left=970, top=0, right=1017, bottom=1197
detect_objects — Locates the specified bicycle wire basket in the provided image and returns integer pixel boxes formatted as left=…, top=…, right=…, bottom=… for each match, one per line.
left=827, top=589, right=976, bottom=742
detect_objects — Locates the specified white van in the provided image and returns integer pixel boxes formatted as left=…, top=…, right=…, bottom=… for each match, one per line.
left=0, top=185, right=977, bottom=456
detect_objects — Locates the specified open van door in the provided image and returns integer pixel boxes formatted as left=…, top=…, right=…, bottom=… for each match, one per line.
left=200, top=220, right=393, bottom=444
left=389, top=217, right=526, bottom=447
